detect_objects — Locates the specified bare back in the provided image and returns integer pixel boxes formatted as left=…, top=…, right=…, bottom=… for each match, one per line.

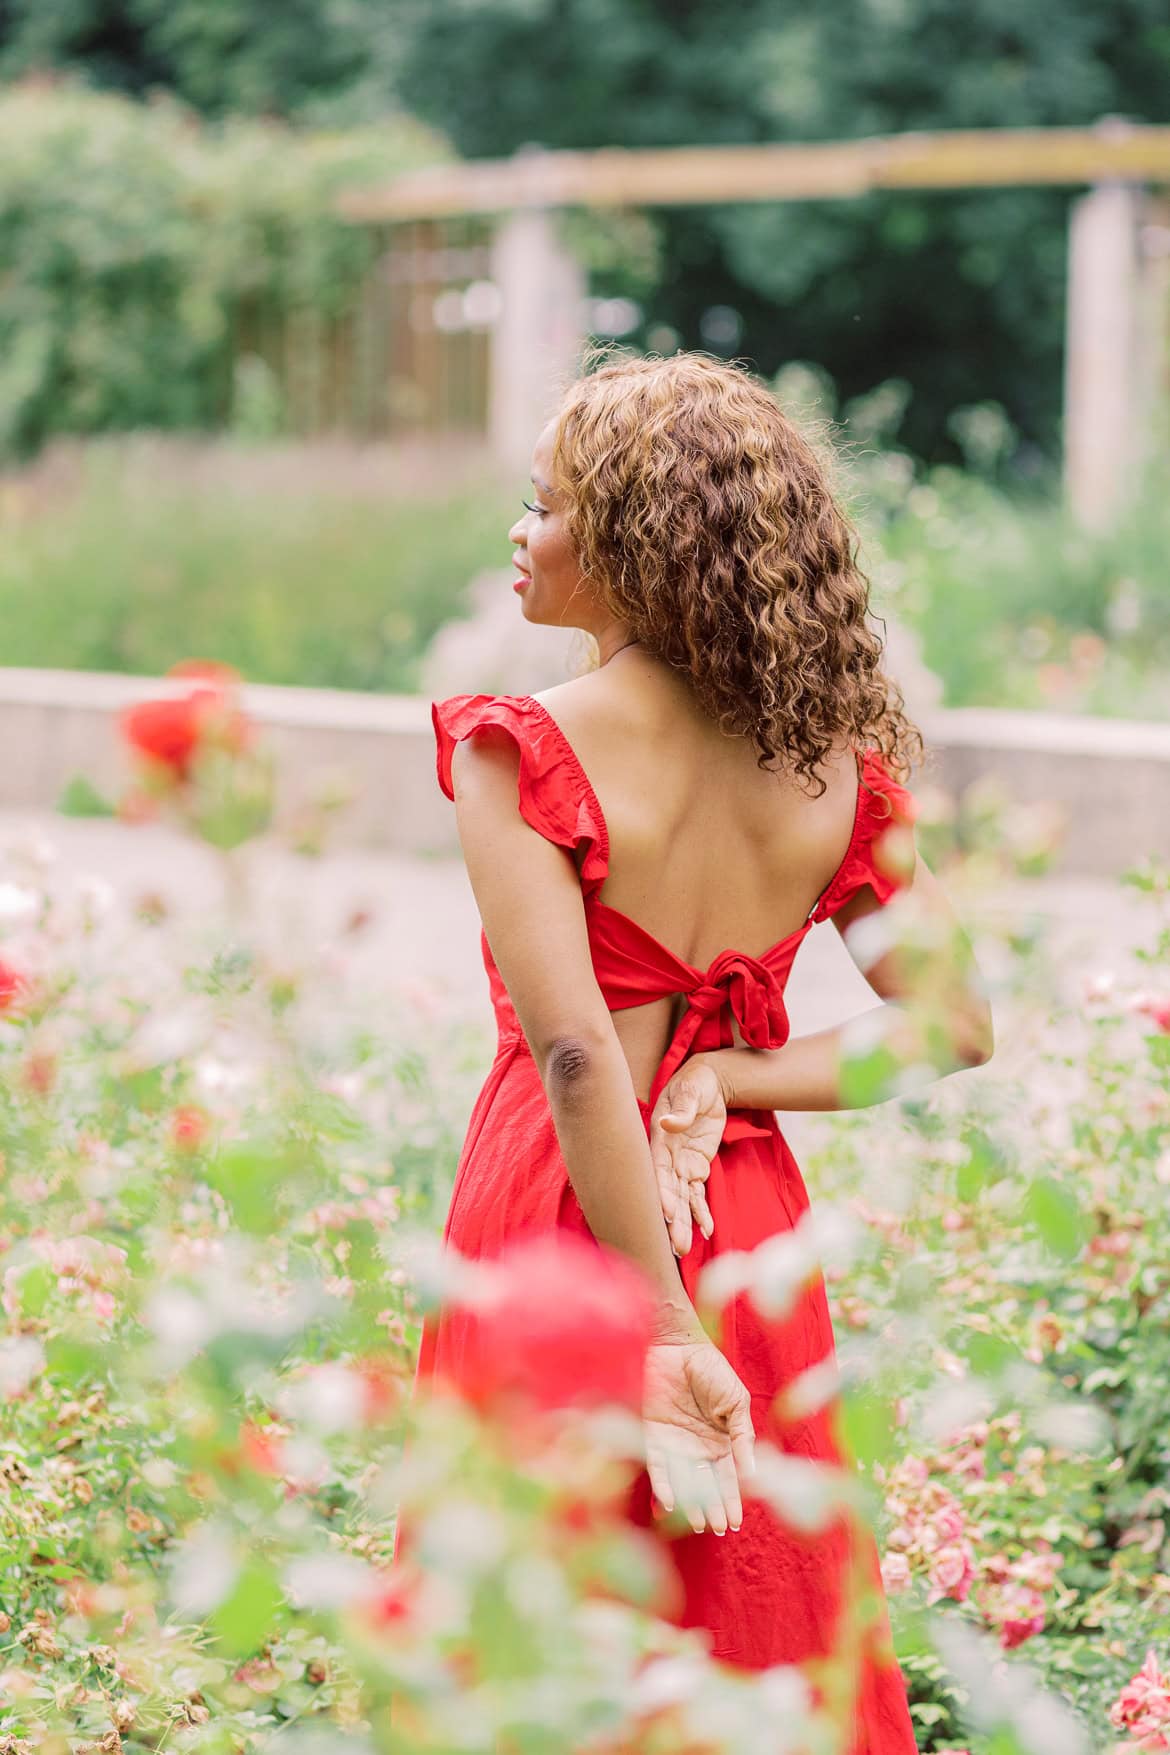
left=532, top=653, right=864, bottom=1100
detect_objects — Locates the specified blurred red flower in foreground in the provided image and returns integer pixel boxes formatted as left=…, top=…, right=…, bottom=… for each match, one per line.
left=1132, top=991, right=1170, bottom=1035
left=169, top=1105, right=210, bottom=1152
left=444, top=1231, right=657, bottom=1417
left=21, top=1048, right=56, bottom=1095
left=239, top=1419, right=287, bottom=1479
left=120, top=661, right=252, bottom=782
left=363, top=1569, right=416, bottom=1629
left=0, top=959, right=28, bottom=1013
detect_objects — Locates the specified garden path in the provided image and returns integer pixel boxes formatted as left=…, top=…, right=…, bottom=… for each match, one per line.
left=3, top=810, right=1162, bottom=1154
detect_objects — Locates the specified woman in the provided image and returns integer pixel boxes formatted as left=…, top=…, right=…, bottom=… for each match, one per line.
left=407, top=352, right=994, bottom=1750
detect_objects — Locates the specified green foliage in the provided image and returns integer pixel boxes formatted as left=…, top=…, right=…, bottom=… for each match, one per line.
left=778, top=360, right=1170, bottom=717
left=802, top=851, right=1170, bottom=1749
left=2, top=707, right=1170, bottom=1748
left=0, top=83, right=445, bottom=455
left=5, top=399, right=1170, bottom=712
left=866, top=459, right=1170, bottom=716
left=5, top=5, right=1170, bottom=464
left=0, top=439, right=506, bottom=691
left=374, top=0, right=1170, bottom=462
left=0, top=0, right=397, bottom=120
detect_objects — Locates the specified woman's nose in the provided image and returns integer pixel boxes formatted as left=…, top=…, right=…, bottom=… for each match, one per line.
left=508, top=514, right=525, bottom=544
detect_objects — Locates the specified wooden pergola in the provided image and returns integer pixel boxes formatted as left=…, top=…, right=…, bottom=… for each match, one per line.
left=342, top=121, right=1170, bottom=526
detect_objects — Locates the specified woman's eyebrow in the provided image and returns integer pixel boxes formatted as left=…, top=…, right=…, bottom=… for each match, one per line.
left=531, top=475, right=554, bottom=495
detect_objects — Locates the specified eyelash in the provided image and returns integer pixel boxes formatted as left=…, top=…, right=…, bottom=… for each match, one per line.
left=521, top=499, right=548, bottom=517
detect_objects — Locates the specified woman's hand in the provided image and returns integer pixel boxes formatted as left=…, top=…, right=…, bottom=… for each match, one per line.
left=643, top=1335, right=756, bottom=1535
left=649, top=1056, right=730, bottom=1256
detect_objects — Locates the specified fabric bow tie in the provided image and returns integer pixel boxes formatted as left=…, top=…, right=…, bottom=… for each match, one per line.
left=687, top=949, right=790, bottom=1051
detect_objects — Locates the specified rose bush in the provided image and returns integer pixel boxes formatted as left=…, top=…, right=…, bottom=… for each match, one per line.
left=794, top=825, right=1170, bottom=1748
left=0, top=672, right=1166, bottom=1753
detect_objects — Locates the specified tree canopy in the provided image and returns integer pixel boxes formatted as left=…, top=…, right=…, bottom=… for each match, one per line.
left=3, top=0, right=1168, bottom=462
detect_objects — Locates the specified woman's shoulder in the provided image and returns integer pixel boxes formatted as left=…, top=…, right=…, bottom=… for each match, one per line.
left=531, top=658, right=697, bottom=751
left=430, top=686, right=610, bottom=891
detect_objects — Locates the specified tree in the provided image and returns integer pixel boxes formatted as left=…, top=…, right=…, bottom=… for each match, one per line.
left=4, top=0, right=1169, bottom=461
left=379, top=0, right=1170, bottom=463
left=0, top=0, right=384, bottom=117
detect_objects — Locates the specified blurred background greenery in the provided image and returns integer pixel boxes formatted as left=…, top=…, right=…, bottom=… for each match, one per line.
left=0, top=0, right=1168, bottom=712
left=3, top=12, right=1170, bottom=1755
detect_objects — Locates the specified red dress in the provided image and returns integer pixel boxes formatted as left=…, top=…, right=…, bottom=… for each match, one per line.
left=408, top=692, right=919, bottom=1754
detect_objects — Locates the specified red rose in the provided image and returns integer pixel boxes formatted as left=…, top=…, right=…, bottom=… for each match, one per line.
left=1134, top=992, right=1170, bottom=1035
left=443, top=1231, right=656, bottom=1417
left=361, top=1567, right=416, bottom=1629
left=354, top=1355, right=403, bottom=1423
left=0, top=959, right=28, bottom=1013
left=169, top=1105, right=210, bottom=1152
left=120, top=664, right=252, bottom=782
left=21, top=1049, right=56, bottom=1095
left=999, top=1604, right=1046, bottom=1650
left=240, top=1420, right=286, bottom=1477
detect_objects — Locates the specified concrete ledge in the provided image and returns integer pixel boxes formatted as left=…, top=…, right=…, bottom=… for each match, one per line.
left=4, top=668, right=1168, bottom=877
left=916, top=704, right=1170, bottom=877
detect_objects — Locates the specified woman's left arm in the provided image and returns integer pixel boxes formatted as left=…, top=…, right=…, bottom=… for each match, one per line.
left=450, top=731, right=703, bottom=1343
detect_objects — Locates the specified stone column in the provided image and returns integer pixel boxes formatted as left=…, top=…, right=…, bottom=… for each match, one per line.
left=489, top=206, right=587, bottom=476
left=1063, top=180, right=1145, bottom=531
left=1135, top=194, right=1170, bottom=473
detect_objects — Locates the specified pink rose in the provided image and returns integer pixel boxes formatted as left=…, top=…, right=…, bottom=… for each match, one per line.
left=1011, top=1546, right=1061, bottom=1590
left=999, top=1603, right=1045, bottom=1650
left=881, top=1552, right=912, bottom=1594
left=934, top=1504, right=966, bottom=1542
left=927, top=1543, right=974, bottom=1604
left=1111, top=1651, right=1165, bottom=1720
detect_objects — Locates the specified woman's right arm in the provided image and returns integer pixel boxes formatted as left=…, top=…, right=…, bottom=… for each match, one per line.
left=697, top=853, right=994, bottom=1113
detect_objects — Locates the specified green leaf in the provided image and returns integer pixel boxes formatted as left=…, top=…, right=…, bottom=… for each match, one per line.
left=1146, top=1034, right=1170, bottom=1070
left=189, top=746, right=275, bottom=851
left=956, top=1127, right=1010, bottom=1200
left=209, top=1557, right=284, bottom=1659
left=986, top=1729, right=1028, bottom=1755
left=45, top=1334, right=107, bottom=1384
left=1024, top=1176, right=1086, bottom=1260
left=204, top=1139, right=290, bottom=1233
left=838, top=1041, right=901, bottom=1108
left=57, top=773, right=117, bottom=817
left=14, top=1261, right=54, bottom=1317
left=965, top=1331, right=1018, bottom=1378
left=840, top=1386, right=897, bottom=1467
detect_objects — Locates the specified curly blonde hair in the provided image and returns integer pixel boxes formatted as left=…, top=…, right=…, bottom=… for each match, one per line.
left=550, top=348, right=925, bottom=796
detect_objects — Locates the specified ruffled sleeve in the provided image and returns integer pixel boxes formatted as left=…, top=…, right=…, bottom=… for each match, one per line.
left=810, top=746, right=919, bottom=923
left=431, top=693, right=610, bottom=896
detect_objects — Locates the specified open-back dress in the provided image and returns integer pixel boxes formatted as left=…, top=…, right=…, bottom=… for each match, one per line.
left=404, top=691, right=920, bottom=1754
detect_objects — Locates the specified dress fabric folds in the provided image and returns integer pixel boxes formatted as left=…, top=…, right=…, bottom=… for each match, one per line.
left=404, top=691, right=921, bottom=1754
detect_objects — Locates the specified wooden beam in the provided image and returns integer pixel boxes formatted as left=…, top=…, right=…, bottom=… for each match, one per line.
left=339, top=123, right=1170, bottom=222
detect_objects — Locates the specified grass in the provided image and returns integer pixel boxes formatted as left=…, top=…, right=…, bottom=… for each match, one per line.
left=0, top=435, right=511, bottom=693
left=862, top=462, right=1170, bottom=719
left=1, top=433, right=1168, bottom=717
